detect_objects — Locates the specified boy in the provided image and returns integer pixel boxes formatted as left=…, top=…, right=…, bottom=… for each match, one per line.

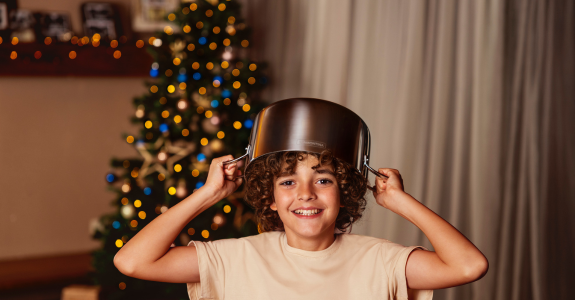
left=114, top=151, right=488, bottom=300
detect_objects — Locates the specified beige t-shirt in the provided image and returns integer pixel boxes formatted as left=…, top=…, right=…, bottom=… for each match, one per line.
left=186, top=231, right=433, bottom=300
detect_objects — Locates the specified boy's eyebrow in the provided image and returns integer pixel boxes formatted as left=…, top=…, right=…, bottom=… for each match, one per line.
left=315, top=169, right=336, bottom=176
left=276, top=172, right=291, bottom=179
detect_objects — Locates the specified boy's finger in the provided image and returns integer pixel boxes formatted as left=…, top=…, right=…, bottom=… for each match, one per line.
left=214, top=155, right=235, bottom=167
left=379, top=168, right=400, bottom=179
left=378, top=168, right=391, bottom=174
left=376, top=168, right=395, bottom=181
left=376, top=179, right=386, bottom=190
left=233, top=177, right=243, bottom=189
left=224, top=164, right=236, bottom=174
left=375, top=175, right=388, bottom=183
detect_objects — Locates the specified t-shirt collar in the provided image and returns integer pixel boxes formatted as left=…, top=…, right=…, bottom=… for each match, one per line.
left=280, top=231, right=342, bottom=258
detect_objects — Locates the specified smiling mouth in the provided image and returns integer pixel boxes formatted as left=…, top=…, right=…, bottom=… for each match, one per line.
left=292, top=209, right=323, bottom=216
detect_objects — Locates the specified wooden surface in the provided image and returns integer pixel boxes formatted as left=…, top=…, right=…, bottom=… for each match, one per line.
left=0, top=251, right=93, bottom=291
left=0, top=43, right=153, bottom=77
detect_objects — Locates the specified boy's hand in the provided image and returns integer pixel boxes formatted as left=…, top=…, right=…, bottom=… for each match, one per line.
left=372, top=168, right=408, bottom=214
left=203, top=155, right=243, bottom=202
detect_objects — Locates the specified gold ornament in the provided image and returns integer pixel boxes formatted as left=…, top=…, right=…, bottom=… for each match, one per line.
left=135, top=137, right=195, bottom=188
left=170, top=40, right=187, bottom=60
left=165, top=139, right=196, bottom=174
left=194, top=160, right=209, bottom=173
left=210, top=139, right=224, bottom=152
left=202, top=118, right=219, bottom=134
left=135, top=139, right=168, bottom=187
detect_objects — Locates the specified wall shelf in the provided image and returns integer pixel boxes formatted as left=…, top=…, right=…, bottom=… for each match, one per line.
left=0, top=42, right=153, bottom=77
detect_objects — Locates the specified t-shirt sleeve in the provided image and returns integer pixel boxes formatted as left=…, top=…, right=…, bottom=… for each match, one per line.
left=186, top=239, right=228, bottom=300
left=380, top=242, right=434, bottom=300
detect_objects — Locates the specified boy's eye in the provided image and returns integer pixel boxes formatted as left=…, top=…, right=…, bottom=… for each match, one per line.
left=280, top=180, right=294, bottom=186
left=317, top=179, right=333, bottom=185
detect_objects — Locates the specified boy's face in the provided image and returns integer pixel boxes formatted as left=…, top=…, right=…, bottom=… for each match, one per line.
left=271, top=155, right=340, bottom=240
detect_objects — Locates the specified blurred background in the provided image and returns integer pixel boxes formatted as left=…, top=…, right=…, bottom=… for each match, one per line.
left=0, top=0, right=573, bottom=300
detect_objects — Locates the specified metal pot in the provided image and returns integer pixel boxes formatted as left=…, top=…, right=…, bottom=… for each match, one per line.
left=224, top=98, right=387, bottom=183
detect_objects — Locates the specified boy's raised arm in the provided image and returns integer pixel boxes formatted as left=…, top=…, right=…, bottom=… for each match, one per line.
left=373, top=168, right=489, bottom=290
left=113, top=155, right=242, bottom=283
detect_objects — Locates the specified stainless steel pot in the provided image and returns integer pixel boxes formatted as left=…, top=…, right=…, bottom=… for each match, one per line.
left=223, top=98, right=387, bottom=184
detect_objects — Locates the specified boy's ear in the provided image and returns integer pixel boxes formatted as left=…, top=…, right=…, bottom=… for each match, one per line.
left=270, top=202, right=277, bottom=211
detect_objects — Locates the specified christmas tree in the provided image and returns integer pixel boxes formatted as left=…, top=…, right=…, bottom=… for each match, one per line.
left=90, top=1, right=267, bottom=299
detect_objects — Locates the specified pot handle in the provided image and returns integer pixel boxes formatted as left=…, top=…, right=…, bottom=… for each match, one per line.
left=222, top=145, right=250, bottom=180
left=364, top=155, right=389, bottom=179
left=364, top=155, right=389, bottom=191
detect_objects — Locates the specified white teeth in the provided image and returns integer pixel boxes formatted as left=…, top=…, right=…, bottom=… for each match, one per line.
left=294, top=209, right=321, bottom=215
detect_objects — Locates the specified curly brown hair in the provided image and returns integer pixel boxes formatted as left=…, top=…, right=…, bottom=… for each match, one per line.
left=244, top=150, right=368, bottom=233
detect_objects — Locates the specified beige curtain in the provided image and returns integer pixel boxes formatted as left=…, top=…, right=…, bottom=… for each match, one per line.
left=241, top=0, right=575, bottom=299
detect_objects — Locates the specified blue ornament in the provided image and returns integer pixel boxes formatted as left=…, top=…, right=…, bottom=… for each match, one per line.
left=244, top=119, right=254, bottom=129
left=177, top=73, right=187, bottom=82
left=144, top=187, right=152, bottom=195
left=211, top=100, right=219, bottom=108
left=159, top=123, right=169, bottom=133
left=150, top=69, right=159, bottom=77
left=106, top=173, right=115, bottom=183
left=198, top=37, right=207, bottom=45
left=221, top=89, right=232, bottom=98
left=136, top=139, right=145, bottom=147
left=195, top=181, right=205, bottom=189
left=197, top=153, right=206, bottom=162
left=213, top=76, right=223, bottom=83
left=112, top=221, right=120, bottom=229
left=193, top=72, right=201, bottom=80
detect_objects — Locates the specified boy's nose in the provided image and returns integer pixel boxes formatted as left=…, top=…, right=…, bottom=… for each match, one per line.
left=297, top=183, right=316, bottom=201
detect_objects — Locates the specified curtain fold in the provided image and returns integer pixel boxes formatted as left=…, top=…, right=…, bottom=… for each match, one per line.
left=240, top=0, right=574, bottom=299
